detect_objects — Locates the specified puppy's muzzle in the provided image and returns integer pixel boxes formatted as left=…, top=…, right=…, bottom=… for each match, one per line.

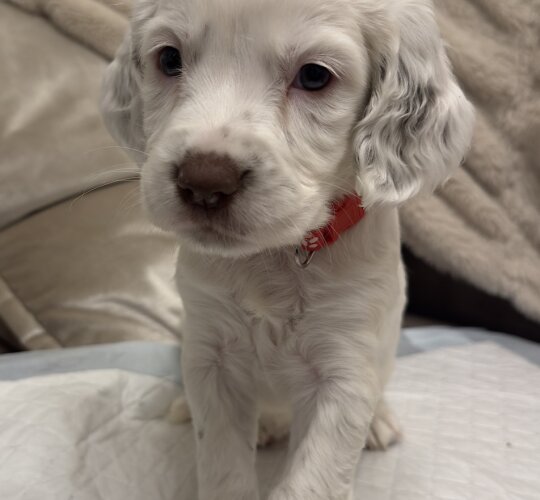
left=176, top=152, right=248, bottom=210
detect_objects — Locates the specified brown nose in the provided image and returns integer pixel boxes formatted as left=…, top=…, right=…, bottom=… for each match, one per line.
left=176, top=152, right=245, bottom=209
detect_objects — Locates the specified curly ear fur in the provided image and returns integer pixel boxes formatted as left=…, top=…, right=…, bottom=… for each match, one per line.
left=100, top=29, right=146, bottom=165
left=354, top=0, right=475, bottom=206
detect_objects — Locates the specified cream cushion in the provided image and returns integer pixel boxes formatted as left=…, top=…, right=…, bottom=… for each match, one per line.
left=0, top=3, right=181, bottom=349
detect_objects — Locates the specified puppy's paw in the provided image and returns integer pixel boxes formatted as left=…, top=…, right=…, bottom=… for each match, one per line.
left=166, top=395, right=192, bottom=424
left=365, top=399, right=402, bottom=451
left=257, top=410, right=290, bottom=448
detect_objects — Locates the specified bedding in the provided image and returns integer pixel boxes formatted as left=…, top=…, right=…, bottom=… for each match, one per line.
left=0, top=181, right=183, bottom=350
left=2, top=0, right=539, bottom=350
left=0, top=1, right=128, bottom=230
left=0, top=2, right=183, bottom=349
left=0, top=327, right=538, bottom=500
left=5, top=0, right=540, bottom=331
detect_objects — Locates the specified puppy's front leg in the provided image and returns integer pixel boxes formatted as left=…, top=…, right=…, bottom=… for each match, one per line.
left=269, top=333, right=379, bottom=500
left=182, top=321, right=259, bottom=500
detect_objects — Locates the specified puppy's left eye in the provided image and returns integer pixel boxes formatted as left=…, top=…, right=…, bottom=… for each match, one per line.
left=158, top=46, right=182, bottom=77
left=292, top=64, right=332, bottom=91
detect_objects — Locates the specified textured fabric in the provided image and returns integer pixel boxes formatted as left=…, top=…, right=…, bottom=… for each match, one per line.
left=0, top=3, right=183, bottom=349
left=1, top=325, right=540, bottom=380
left=6, top=0, right=130, bottom=59
left=402, top=0, right=540, bottom=323
left=0, top=182, right=183, bottom=348
left=0, top=2, right=129, bottom=230
left=0, top=343, right=538, bottom=499
left=0, top=276, right=57, bottom=349
left=8, top=0, right=540, bottom=325
left=0, top=341, right=183, bottom=383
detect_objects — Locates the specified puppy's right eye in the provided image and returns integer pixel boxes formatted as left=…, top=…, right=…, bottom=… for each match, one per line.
left=292, top=64, right=332, bottom=91
left=158, top=47, right=182, bottom=77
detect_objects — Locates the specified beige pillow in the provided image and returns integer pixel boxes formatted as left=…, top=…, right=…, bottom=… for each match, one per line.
left=0, top=183, right=182, bottom=349
left=0, top=3, right=182, bottom=349
left=0, top=2, right=128, bottom=229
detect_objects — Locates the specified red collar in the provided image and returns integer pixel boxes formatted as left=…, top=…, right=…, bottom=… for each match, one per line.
left=301, top=194, right=365, bottom=252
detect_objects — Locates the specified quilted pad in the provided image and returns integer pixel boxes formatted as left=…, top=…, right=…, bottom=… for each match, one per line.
left=354, top=343, right=540, bottom=500
left=0, top=343, right=538, bottom=499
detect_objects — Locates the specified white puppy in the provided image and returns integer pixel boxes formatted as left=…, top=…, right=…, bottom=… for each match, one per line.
left=101, top=0, right=474, bottom=498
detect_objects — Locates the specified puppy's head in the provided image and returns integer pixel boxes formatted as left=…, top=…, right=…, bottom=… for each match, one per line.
left=101, top=0, right=474, bottom=256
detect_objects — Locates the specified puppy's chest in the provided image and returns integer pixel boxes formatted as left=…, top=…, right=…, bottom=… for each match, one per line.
left=236, top=276, right=306, bottom=366
left=185, top=252, right=314, bottom=346
left=234, top=270, right=305, bottom=328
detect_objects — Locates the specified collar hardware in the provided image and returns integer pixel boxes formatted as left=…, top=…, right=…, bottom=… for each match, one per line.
left=294, top=247, right=315, bottom=268
left=294, top=194, right=365, bottom=269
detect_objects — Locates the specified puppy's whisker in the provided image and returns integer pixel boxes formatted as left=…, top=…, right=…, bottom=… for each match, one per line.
left=69, top=178, right=140, bottom=210
left=87, top=167, right=141, bottom=183
left=116, top=187, right=144, bottom=217
left=81, top=145, right=149, bottom=158
left=94, top=163, right=141, bottom=172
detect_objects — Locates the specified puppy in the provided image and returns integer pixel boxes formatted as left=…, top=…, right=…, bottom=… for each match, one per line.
left=101, top=0, right=474, bottom=498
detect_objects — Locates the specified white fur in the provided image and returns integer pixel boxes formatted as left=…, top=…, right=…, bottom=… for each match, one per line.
left=101, top=0, right=474, bottom=498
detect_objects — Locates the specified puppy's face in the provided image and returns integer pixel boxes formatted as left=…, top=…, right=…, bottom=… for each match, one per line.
left=102, top=0, right=474, bottom=256
left=139, top=0, right=368, bottom=255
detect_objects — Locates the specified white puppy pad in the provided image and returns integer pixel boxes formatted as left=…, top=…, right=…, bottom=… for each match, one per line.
left=353, top=343, right=540, bottom=500
left=0, top=342, right=538, bottom=499
left=0, top=371, right=190, bottom=500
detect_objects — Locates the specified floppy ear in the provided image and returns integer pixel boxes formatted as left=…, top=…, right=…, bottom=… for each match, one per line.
left=100, top=30, right=146, bottom=165
left=354, top=0, right=474, bottom=206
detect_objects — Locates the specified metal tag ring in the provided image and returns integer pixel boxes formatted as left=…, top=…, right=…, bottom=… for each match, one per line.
left=294, top=247, right=315, bottom=269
